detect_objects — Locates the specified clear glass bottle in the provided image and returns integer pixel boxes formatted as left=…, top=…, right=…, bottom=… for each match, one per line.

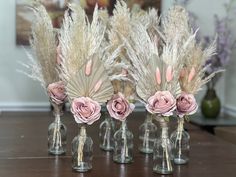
left=153, top=119, right=174, bottom=174
left=72, top=125, right=93, bottom=172
left=48, top=104, right=67, bottom=155
left=113, top=120, right=133, bottom=163
left=170, top=118, right=190, bottom=165
left=99, top=110, right=115, bottom=151
left=139, top=113, right=157, bottom=154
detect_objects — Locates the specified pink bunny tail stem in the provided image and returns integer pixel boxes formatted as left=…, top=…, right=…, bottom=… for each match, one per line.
left=188, top=67, right=196, bottom=83
left=156, top=67, right=161, bottom=85
left=94, top=79, right=103, bottom=93
left=166, top=66, right=173, bottom=82
left=85, top=59, right=93, bottom=76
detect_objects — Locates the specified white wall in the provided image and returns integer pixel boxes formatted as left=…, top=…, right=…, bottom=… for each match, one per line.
left=0, top=0, right=49, bottom=111
left=0, top=0, right=235, bottom=113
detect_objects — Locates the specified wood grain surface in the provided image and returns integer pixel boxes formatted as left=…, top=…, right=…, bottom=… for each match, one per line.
left=0, top=111, right=235, bottom=177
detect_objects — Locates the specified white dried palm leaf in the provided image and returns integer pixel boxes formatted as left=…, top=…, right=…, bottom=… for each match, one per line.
left=60, top=3, right=106, bottom=82
left=126, top=21, right=183, bottom=102
left=25, top=4, right=58, bottom=88
left=66, top=56, right=114, bottom=104
left=125, top=21, right=158, bottom=81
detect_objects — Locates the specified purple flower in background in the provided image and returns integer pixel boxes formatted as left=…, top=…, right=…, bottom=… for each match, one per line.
left=203, top=2, right=236, bottom=88
left=204, top=16, right=235, bottom=69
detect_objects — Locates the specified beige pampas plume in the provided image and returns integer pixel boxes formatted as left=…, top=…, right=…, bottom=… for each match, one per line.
left=59, top=3, right=114, bottom=104
left=126, top=21, right=183, bottom=103
left=104, top=0, right=138, bottom=98
left=108, top=0, right=132, bottom=51
left=59, top=3, right=106, bottom=82
left=21, top=4, right=58, bottom=88
left=162, top=5, right=192, bottom=45
left=179, top=35, right=222, bottom=94
left=161, top=5, right=221, bottom=95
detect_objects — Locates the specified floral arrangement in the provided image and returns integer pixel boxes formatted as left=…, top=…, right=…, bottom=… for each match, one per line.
left=21, top=4, right=67, bottom=108
left=59, top=4, right=114, bottom=125
left=178, top=0, right=236, bottom=88
left=58, top=4, right=114, bottom=167
left=102, top=1, right=139, bottom=122
left=23, top=0, right=224, bottom=172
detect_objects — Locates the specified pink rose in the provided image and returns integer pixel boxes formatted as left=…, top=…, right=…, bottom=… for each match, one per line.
left=107, top=92, right=135, bottom=121
left=146, top=91, right=176, bottom=116
left=71, top=97, right=101, bottom=125
left=47, top=81, right=67, bottom=105
left=176, top=92, right=198, bottom=117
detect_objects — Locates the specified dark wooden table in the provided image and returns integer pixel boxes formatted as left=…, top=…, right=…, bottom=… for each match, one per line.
left=0, top=111, right=236, bottom=177
left=190, top=113, right=236, bottom=133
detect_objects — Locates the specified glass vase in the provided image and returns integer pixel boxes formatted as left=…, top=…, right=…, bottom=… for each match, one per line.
left=153, top=119, right=174, bottom=174
left=72, top=125, right=93, bottom=172
left=201, top=88, right=221, bottom=119
left=113, top=120, right=133, bottom=163
left=170, top=118, right=190, bottom=165
left=138, top=113, right=157, bottom=154
left=99, top=110, right=115, bottom=151
left=48, top=104, right=67, bottom=155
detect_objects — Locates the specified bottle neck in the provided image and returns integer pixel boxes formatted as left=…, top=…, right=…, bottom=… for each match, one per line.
left=78, top=125, right=87, bottom=137
left=177, top=118, right=184, bottom=133
left=121, top=120, right=128, bottom=130
left=52, top=103, right=63, bottom=117
left=54, top=114, right=61, bottom=124
left=159, top=119, right=169, bottom=139
left=145, top=113, right=153, bottom=123
left=205, top=88, right=217, bottom=99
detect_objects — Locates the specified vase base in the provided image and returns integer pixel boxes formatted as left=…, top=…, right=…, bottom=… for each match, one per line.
left=113, top=155, right=133, bottom=164
left=100, top=145, right=114, bottom=151
left=174, top=158, right=188, bottom=165
left=48, top=148, right=66, bottom=155
left=139, top=147, right=153, bottom=154
left=72, top=162, right=92, bottom=172
left=153, top=166, right=173, bottom=175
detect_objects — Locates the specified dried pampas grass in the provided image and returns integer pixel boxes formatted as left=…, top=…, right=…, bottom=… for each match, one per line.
left=59, top=3, right=106, bottom=82
left=22, top=4, right=58, bottom=89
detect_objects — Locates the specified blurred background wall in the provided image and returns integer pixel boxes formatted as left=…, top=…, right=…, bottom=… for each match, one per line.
left=0, top=0, right=235, bottom=114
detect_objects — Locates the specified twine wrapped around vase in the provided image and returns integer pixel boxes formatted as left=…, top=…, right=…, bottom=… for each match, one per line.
left=77, top=126, right=86, bottom=166
left=176, top=118, right=184, bottom=157
left=52, top=114, right=62, bottom=148
left=159, top=119, right=173, bottom=172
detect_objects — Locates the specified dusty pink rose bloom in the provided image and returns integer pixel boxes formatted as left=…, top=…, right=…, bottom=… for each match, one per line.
left=47, top=81, right=67, bottom=105
left=71, top=97, right=101, bottom=125
left=146, top=91, right=176, bottom=116
left=176, top=92, right=198, bottom=117
left=107, top=92, right=135, bottom=121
